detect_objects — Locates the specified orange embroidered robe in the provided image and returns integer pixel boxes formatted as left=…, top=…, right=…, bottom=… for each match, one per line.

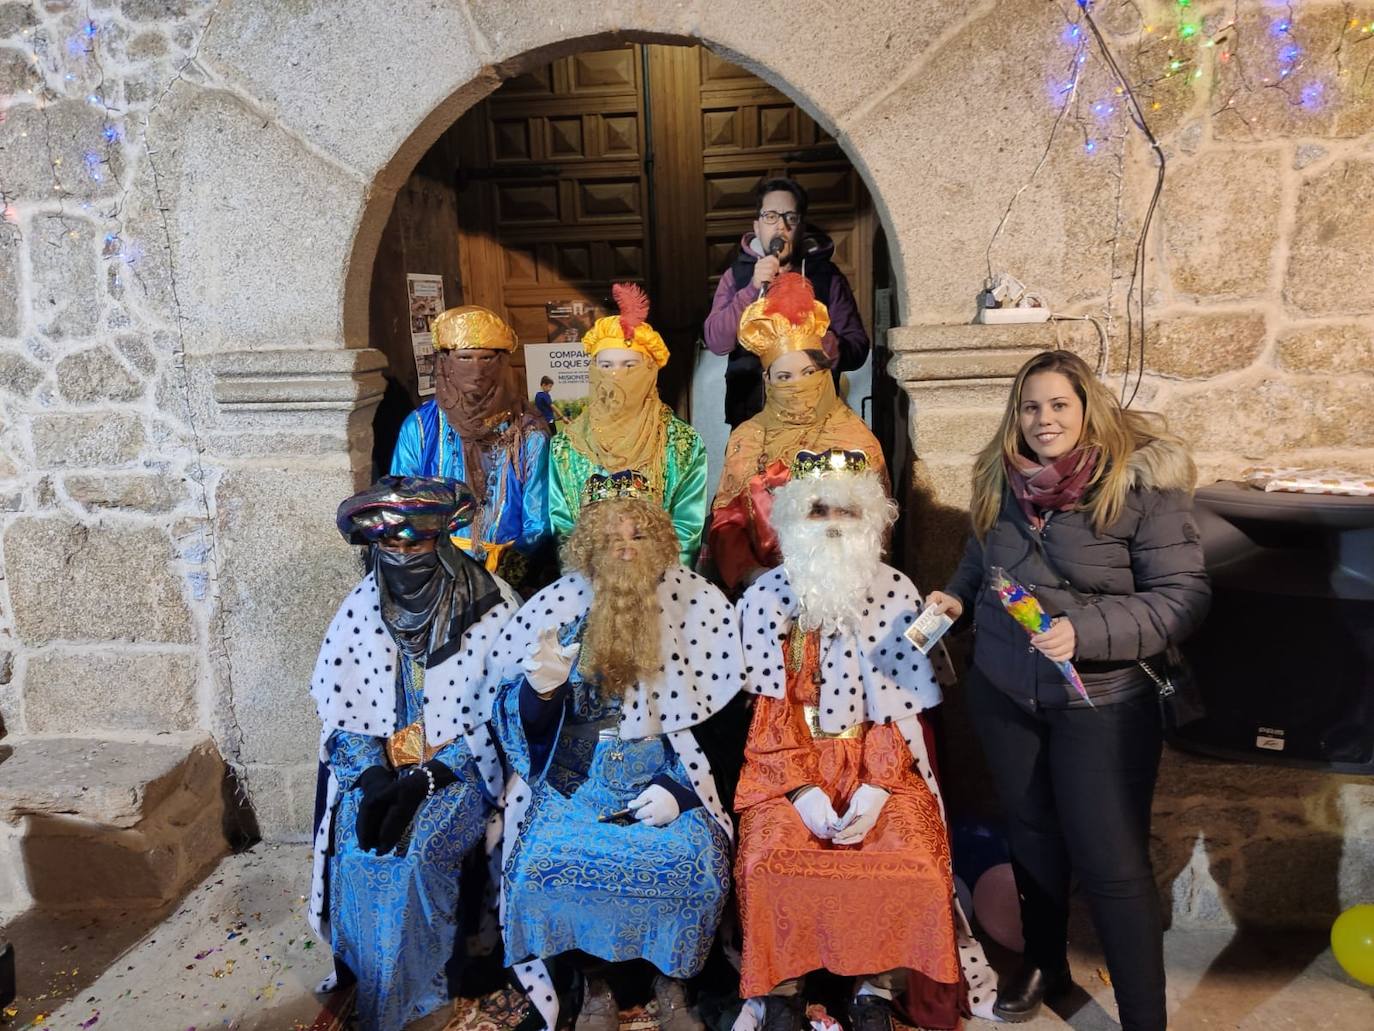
left=733, top=631, right=960, bottom=1006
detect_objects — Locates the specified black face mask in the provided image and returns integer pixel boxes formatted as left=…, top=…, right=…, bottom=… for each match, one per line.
left=374, top=546, right=446, bottom=657
left=370, top=536, right=506, bottom=665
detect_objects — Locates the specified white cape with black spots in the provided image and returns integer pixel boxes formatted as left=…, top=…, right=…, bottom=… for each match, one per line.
left=489, top=568, right=744, bottom=1031
left=484, top=567, right=745, bottom=742
left=738, top=564, right=999, bottom=1022
left=306, top=572, right=517, bottom=942
left=739, top=564, right=943, bottom=729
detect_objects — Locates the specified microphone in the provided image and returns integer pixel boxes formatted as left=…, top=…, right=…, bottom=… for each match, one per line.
left=760, top=235, right=785, bottom=295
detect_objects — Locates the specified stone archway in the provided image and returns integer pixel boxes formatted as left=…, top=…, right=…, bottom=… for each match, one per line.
left=170, top=0, right=1040, bottom=839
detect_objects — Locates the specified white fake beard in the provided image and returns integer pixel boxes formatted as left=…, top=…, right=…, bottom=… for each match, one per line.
left=777, top=516, right=884, bottom=634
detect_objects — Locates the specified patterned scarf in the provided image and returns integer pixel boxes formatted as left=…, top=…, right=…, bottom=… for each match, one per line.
left=563, top=362, right=668, bottom=493
left=435, top=353, right=545, bottom=507
left=1004, top=445, right=1101, bottom=529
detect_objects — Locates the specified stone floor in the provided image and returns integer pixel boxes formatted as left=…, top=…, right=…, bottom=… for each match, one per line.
left=2, top=846, right=1371, bottom=1030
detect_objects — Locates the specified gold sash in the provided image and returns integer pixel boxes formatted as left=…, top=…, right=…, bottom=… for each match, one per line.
left=451, top=534, right=512, bottom=573
left=799, top=703, right=865, bottom=741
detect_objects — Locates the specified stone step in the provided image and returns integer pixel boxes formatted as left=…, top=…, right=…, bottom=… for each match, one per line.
left=0, top=734, right=232, bottom=912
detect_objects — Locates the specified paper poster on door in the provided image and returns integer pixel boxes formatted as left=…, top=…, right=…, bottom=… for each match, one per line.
left=524, top=300, right=600, bottom=401
left=407, top=273, right=445, bottom=396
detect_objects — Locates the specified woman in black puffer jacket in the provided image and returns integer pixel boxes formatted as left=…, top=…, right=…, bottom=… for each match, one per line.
left=927, top=350, right=1210, bottom=1031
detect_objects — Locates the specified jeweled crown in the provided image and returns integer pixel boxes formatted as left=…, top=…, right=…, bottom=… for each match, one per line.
left=580, top=469, right=660, bottom=507
left=789, top=448, right=870, bottom=479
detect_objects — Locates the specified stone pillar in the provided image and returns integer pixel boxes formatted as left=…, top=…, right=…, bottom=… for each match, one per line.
left=887, top=321, right=1102, bottom=584
left=207, top=347, right=387, bottom=839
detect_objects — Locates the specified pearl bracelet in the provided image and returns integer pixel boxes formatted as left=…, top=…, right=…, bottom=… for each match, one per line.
left=409, top=763, right=436, bottom=798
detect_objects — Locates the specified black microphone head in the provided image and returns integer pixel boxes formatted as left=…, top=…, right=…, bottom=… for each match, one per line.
left=767, top=236, right=785, bottom=257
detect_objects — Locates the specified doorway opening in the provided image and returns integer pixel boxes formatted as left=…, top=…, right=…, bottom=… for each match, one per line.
left=367, top=42, right=903, bottom=499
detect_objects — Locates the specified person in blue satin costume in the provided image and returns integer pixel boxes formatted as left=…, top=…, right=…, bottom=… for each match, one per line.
left=326, top=669, right=491, bottom=1031
left=390, top=305, right=551, bottom=583
left=308, top=477, right=516, bottom=1031
left=488, top=483, right=741, bottom=1031
left=493, top=614, right=729, bottom=980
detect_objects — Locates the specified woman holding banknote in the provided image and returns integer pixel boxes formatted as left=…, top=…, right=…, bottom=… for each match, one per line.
left=925, top=350, right=1210, bottom=1031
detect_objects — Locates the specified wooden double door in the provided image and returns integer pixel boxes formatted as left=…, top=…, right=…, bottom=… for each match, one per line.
left=453, top=43, right=876, bottom=411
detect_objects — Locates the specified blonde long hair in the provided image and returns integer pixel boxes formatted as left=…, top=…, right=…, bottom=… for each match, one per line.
left=970, top=351, right=1186, bottom=538
left=560, top=497, right=679, bottom=697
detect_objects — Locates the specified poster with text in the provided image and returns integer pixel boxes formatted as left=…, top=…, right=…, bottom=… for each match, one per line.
left=524, top=300, right=600, bottom=401
left=407, top=273, right=445, bottom=396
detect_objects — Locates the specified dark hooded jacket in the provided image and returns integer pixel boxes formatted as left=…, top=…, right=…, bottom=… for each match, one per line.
left=945, top=438, right=1211, bottom=709
left=704, top=228, right=870, bottom=427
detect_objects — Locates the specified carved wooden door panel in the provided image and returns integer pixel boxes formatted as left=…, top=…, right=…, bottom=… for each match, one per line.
left=453, top=44, right=873, bottom=411
left=454, top=47, right=650, bottom=378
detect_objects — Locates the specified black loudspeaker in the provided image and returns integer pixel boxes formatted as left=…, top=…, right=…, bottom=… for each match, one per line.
left=1171, top=482, right=1374, bottom=774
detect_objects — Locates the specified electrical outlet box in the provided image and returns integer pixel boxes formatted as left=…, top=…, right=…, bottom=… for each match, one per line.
left=975, top=307, right=1052, bottom=325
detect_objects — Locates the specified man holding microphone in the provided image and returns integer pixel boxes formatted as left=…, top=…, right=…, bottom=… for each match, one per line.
left=703, top=176, right=870, bottom=427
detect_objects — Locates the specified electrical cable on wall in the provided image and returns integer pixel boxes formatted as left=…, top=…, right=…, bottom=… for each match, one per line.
left=1077, top=0, right=1166, bottom=408
left=979, top=2, right=1166, bottom=408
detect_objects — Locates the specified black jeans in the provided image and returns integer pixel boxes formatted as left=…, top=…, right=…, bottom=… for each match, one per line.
left=967, top=667, right=1166, bottom=1031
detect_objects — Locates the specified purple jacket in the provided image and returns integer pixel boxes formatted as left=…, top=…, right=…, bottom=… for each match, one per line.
left=704, top=230, right=870, bottom=426
left=704, top=230, right=869, bottom=365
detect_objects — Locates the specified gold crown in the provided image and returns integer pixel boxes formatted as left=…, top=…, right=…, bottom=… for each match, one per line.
left=431, top=305, right=518, bottom=352
left=580, top=469, right=661, bottom=507
left=790, top=448, right=870, bottom=479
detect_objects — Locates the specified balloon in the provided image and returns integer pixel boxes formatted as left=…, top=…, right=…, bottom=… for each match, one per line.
left=1331, top=904, right=1374, bottom=986
left=973, top=863, right=1024, bottom=952
left=950, top=819, right=1010, bottom=885
left=954, top=875, right=974, bottom=922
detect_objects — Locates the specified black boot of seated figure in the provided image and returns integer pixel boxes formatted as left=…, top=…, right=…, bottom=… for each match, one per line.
left=847, top=994, right=896, bottom=1031
left=760, top=993, right=805, bottom=1031
left=992, top=963, right=1073, bottom=1023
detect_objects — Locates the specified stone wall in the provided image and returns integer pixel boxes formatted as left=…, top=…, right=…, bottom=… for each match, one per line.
left=885, top=0, right=1374, bottom=579
left=0, top=0, right=1370, bottom=927
left=0, top=1, right=225, bottom=747
left=0, top=0, right=381, bottom=843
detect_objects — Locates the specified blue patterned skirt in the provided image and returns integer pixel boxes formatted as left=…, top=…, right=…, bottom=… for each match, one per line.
left=330, top=776, right=488, bottom=1031
left=503, top=734, right=730, bottom=978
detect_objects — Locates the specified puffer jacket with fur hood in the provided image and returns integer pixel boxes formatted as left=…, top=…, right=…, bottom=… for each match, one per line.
left=944, top=437, right=1212, bottom=709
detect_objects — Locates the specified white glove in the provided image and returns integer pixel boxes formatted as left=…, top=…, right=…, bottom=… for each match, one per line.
left=791, top=785, right=841, bottom=840
left=628, top=784, right=680, bottom=827
left=832, top=784, right=890, bottom=845
left=521, top=627, right=581, bottom=698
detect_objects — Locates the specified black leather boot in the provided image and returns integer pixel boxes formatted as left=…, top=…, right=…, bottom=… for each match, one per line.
left=991, top=963, right=1073, bottom=1023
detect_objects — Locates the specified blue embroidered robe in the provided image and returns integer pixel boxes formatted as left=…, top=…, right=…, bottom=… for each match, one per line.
left=491, top=617, right=731, bottom=978
left=390, top=400, right=551, bottom=561
left=325, top=658, right=491, bottom=1031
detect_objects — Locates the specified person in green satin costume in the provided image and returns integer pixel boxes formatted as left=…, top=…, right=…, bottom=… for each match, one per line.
left=548, top=284, right=707, bottom=567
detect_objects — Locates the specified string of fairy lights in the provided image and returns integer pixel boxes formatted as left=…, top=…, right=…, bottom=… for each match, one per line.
left=0, top=13, right=135, bottom=287
left=1063, top=0, right=1374, bottom=159
left=1025, top=0, right=1374, bottom=404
